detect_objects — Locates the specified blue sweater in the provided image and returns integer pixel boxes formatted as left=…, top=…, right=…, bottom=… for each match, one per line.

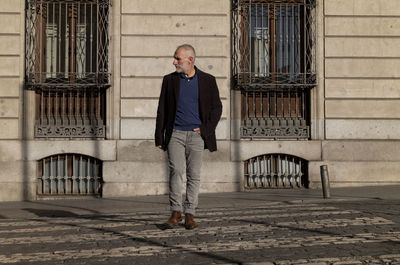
left=174, top=71, right=202, bottom=131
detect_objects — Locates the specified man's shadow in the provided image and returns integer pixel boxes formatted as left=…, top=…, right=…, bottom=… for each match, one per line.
left=155, top=222, right=185, bottom=231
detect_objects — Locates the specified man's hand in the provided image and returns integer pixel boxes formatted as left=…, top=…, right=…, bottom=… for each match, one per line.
left=157, top=145, right=163, bottom=149
left=193, top=128, right=201, bottom=134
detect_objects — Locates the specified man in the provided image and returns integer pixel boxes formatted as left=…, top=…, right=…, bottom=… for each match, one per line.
left=155, top=44, right=222, bottom=229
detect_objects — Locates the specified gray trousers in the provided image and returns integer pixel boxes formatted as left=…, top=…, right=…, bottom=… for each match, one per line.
left=167, top=129, right=204, bottom=215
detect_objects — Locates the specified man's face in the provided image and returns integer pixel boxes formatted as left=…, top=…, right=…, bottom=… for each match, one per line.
left=173, top=48, right=191, bottom=74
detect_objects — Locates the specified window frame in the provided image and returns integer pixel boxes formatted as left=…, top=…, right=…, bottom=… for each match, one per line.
left=25, top=0, right=111, bottom=89
left=231, top=0, right=317, bottom=140
left=25, top=0, right=111, bottom=138
left=232, top=0, right=316, bottom=89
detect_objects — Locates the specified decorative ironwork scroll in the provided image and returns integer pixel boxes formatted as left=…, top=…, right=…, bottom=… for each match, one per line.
left=35, top=125, right=105, bottom=138
left=241, top=125, right=309, bottom=139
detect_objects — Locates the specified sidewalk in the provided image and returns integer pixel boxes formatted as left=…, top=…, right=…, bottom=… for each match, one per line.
left=0, top=185, right=399, bottom=265
left=0, top=185, right=398, bottom=219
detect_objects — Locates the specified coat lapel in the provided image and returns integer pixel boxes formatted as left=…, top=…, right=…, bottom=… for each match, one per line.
left=197, top=69, right=204, bottom=104
left=172, top=73, right=180, bottom=104
left=197, top=69, right=205, bottom=118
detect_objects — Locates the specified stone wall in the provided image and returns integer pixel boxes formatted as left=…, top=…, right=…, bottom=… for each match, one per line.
left=325, top=0, right=400, bottom=139
left=319, top=0, right=400, bottom=186
left=0, top=0, right=28, bottom=201
left=118, top=0, right=230, bottom=140
left=0, top=0, right=22, bottom=140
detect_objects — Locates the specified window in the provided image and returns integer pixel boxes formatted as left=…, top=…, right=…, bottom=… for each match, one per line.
left=37, top=154, right=103, bottom=196
left=25, top=0, right=110, bottom=138
left=232, top=0, right=316, bottom=139
left=244, top=153, right=308, bottom=189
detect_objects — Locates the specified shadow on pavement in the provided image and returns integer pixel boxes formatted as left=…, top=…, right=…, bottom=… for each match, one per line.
left=23, top=208, right=80, bottom=218
left=22, top=200, right=102, bottom=215
left=240, top=219, right=340, bottom=236
left=20, top=207, right=245, bottom=264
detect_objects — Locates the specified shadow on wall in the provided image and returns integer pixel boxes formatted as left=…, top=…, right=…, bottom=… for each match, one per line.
left=22, top=89, right=30, bottom=201
left=230, top=89, right=244, bottom=191
left=22, top=0, right=109, bottom=201
left=21, top=96, right=104, bottom=201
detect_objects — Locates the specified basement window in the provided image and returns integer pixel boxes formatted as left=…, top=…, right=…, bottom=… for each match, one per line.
left=244, top=153, right=308, bottom=189
left=37, top=154, right=103, bottom=196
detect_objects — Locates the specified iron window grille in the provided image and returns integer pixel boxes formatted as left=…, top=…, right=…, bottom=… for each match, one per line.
left=37, top=154, right=103, bottom=196
left=232, top=0, right=316, bottom=139
left=244, top=153, right=308, bottom=189
left=34, top=88, right=106, bottom=137
left=25, top=0, right=110, bottom=88
left=25, top=0, right=110, bottom=138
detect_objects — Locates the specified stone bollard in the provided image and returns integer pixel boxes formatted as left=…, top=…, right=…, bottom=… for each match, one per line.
left=320, top=165, right=331, bottom=199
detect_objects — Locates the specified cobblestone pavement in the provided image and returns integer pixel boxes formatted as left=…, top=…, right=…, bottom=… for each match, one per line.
left=0, top=194, right=399, bottom=265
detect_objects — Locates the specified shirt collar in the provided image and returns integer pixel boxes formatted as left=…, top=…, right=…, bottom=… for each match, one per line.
left=180, top=66, right=198, bottom=80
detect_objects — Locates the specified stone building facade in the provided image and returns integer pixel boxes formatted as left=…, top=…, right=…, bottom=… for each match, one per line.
left=0, top=0, right=399, bottom=201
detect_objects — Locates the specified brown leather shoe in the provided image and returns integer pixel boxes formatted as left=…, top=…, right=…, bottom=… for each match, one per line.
left=165, top=211, right=182, bottom=228
left=184, top=213, right=198, bottom=230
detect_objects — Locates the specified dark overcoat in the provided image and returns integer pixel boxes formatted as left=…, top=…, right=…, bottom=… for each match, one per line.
left=155, top=69, right=222, bottom=152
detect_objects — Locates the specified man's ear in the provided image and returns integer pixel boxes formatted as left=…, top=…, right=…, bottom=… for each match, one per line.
left=188, top=56, right=195, bottom=63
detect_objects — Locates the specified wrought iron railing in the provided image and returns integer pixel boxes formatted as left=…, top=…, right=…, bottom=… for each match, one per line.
left=244, top=154, right=308, bottom=189
left=35, top=88, right=105, bottom=138
left=25, top=0, right=110, bottom=89
left=241, top=88, right=309, bottom=139
left=37, top=154, right=102, bottom=196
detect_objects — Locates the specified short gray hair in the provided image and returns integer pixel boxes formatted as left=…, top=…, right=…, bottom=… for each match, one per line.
left=175, top=44, right=196, bottom=60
